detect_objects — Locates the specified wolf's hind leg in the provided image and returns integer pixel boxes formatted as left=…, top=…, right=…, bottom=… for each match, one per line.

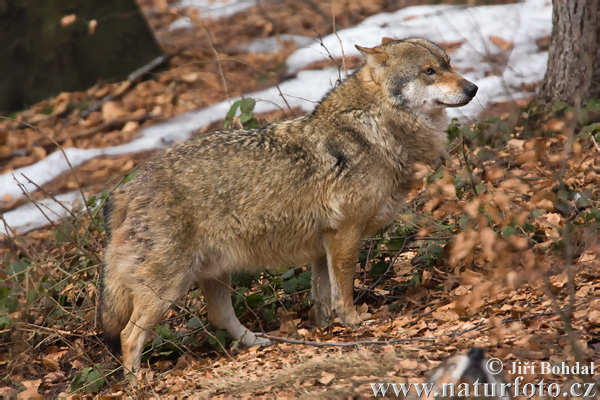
left=311, top=256, right=332, bottom=327
left=198, top=271, right=270, bottom=347
left=120, top=273, right=191, bottom=373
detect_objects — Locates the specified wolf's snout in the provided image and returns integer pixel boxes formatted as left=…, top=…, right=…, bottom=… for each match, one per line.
left=465, top=83, right=478, bottom=98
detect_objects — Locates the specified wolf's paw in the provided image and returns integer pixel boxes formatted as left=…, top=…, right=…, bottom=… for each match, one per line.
left=310, top=302, right=333, bottom=328
left=336, top=308, right=362, bottom=325
left=239, top=331, right=271, bottom=348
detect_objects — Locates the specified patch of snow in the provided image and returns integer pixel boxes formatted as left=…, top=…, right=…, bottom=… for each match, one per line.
left=168, top=17, right=194, bottom=30
left=0, top=191, right=86, bottom=236
left=177, top=0, right=255, bottom=19
left=241, top=35, right=315, bottom=54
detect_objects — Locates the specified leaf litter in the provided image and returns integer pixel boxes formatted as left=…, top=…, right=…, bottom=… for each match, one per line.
left=1, top=0, right=599, bottom=398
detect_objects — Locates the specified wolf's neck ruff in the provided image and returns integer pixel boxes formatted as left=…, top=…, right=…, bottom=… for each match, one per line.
left=311, top=63, right=449, bottom=174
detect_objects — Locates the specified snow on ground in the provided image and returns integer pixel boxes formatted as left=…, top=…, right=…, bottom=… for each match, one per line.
left=1, top=191, right=87, bottom=236
left=169, top=0, right=255, bottom=29
left=0, top=0, right=552, bottom=236
left=177, top=0, right=255, bottom=19
left=240, top=34, right=316, bottom=54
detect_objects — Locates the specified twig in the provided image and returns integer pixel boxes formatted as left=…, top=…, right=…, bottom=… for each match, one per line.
left=255, top=332, right=437, bottom=347
left=301, top=0, right=340, bottom=31
left=12, top=178, right=98, bottom=261
left=200, top=26, right=230, bottom=105
left=316, top=33, right=343, bottom=85
left=450, top=318, right=485, bottom=339
left=331, top=4, right=348, bottom=77
left=20, top=174, right=102, bottom=251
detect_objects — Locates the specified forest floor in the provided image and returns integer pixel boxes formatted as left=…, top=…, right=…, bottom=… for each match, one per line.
left=1, top=0, right=599, bottom=398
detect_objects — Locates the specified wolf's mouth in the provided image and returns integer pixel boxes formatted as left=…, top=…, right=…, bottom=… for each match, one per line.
left=436, top=100, right=471, bottom=107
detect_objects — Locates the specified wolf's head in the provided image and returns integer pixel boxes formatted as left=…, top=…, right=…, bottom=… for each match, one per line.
left=356, top=37, right=477, bottom=115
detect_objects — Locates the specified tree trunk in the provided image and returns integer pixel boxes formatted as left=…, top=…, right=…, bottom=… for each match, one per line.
left=0, top=0, right=163, bottom=113
left=540, top=0, right=600, bottom=103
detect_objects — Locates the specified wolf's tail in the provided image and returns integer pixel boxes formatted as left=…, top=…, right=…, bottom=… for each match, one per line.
left=98, top=193, right=132, bottom=353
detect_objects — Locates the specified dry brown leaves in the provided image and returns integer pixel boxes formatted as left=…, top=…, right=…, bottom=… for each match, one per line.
left=1, top=0, right=597, bottom=398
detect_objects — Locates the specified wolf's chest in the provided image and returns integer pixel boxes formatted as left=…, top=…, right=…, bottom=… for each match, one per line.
left=365, top=194, right=406, bottom=234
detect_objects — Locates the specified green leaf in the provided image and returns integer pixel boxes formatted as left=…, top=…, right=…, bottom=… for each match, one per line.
left=240, top=112, right=253, bottom=123
left=522, top=221, right=536, bottom=234
left=387, top=238, right=408, bottom=251
left=124, top=169, right=139, bottom=182
left=586, top=98, right=600, bottom=112
left=208, top=329, right=229, bottom=351
left=283, top=278, right=298, bottom=294
left=371, top=261, right=389, bottom=277
left=475, top=183, right=488, bottom=194
left=264, top=307, right=274, bottom=323
left=154, top=324, right=172, bottom=339
left=85, top=367, right=105, bottom=393
left=245, top=119, right=260, bottom=129
left=245, top=292, right=264, bottom=308
left=552, top=101, right=567, bottom=112
left=0, top=315, right=10, bottom=329
left=298, top=271, right=312, bottom=288
left=280, top=269, right=295, bottom=280
left=239, top=98, right=256, bottom=114
left=86, top=195, right=97, bottom=207
left=226, top=100, right=241, bottom=120
left=70, top=365, right=105, bottom=394
left=429, top=244, right=444, bottom=258
left=224, top=100, right=242, bottom=128
left=501, top=226, right=518, bottom=237
left=186, top=317, right=204, bottom=328
left=26, top=289, right=37, bottom=305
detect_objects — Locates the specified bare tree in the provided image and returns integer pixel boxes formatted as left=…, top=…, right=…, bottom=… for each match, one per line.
left=540, top=0, right=599, bottom=103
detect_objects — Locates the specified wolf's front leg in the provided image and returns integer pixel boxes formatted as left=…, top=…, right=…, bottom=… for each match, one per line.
left=199, top=271, right=271, bottom=347
left=323, top=230, right=362, bottom=325
left=311, top=256, right=332, bottom=327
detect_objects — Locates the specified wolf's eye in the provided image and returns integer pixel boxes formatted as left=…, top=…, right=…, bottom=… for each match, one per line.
left=425, top=68, right=435, bottom=75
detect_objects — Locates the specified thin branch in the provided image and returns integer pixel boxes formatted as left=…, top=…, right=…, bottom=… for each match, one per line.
left=331, top=3, right=348, bottom=77
left=255, top=332, right=437, bottom=348
left=200, top=25, right=230, bottom=106
left=20, top=174, right=102, bottom=251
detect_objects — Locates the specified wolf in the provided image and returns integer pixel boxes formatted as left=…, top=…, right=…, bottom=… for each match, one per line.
left=99, top=37, right=477, bottom=372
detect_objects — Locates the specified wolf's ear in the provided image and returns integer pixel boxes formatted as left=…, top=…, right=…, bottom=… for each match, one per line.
left=381, top=37, right=395, bottom=45
left=355, top=44, right=388, bottom=67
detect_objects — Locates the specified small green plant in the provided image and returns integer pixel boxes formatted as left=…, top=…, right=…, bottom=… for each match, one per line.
left=70, top=364, right=105, bottom=394
left=224, top=98, right=259, bottom=129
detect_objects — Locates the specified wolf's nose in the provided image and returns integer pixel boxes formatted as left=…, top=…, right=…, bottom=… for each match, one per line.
left=465, top=83, right=478, bottom=98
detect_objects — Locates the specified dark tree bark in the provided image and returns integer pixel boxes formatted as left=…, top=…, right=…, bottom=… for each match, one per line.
left=0, top=0, right=163, bottom=113
left=540, top=0, right=600, bottom=103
